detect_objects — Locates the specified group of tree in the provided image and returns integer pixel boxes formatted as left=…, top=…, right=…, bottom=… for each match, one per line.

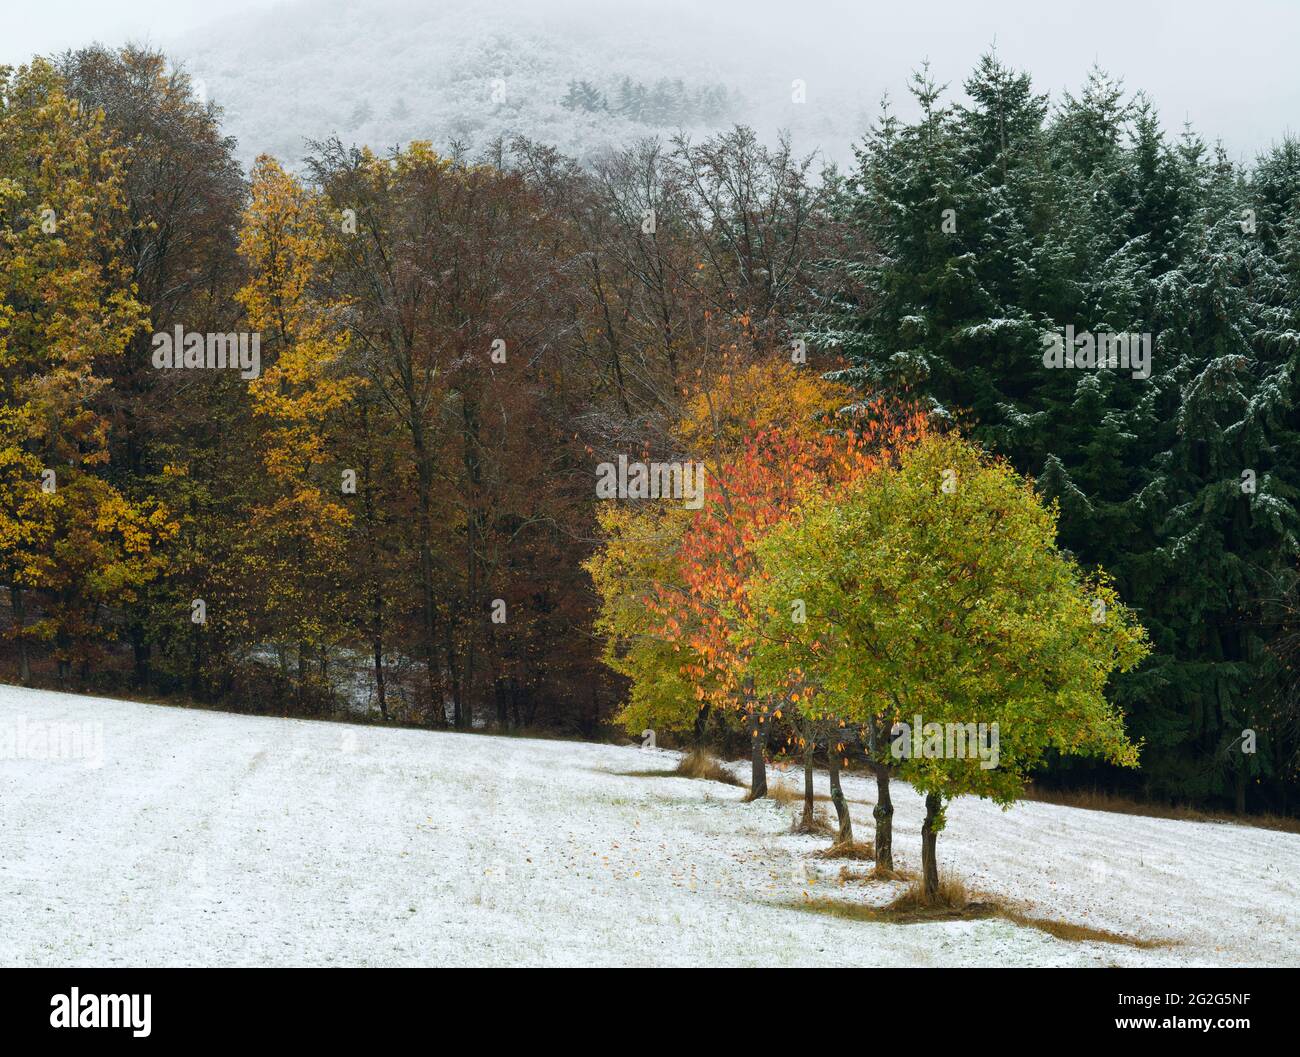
left=2, top=44, right=1299, bottom=826
left=0, top=46, right=827, bottom=738
left=588, top=365, right=1148, bottom=895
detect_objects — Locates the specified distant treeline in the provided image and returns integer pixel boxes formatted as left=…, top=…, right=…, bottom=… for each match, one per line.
left=561, top=76, right=736, bottom=124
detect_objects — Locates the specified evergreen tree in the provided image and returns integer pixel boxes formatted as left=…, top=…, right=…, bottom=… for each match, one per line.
left=811, top=52, right=1300, bottom=811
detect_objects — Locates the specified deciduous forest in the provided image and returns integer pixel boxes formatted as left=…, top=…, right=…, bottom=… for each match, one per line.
left=4, top=42, right=1299, bottom=838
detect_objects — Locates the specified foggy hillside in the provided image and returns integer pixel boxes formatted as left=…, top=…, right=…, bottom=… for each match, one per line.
left=170, top=0, right=874, bottom=167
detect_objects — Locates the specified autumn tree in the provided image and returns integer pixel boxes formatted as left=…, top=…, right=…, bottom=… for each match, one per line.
left=0, top=59, right=174, bottom=686
left=306, top=139, right=580, bottom=727
left=671, top=400, right=924, bottom=800
left=752, top=434, right=1148, bottom=897
left=586, top=500, right=707, bottom=742
left=56, top=45, right=246, bottom=689
left=587, top=362, right=860, bottom=765
left=236, top=155, right=358, bottom=700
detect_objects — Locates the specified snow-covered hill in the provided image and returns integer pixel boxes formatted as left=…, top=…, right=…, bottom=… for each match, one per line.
left=1, top=685, right=1296, bottom=966
left=168, top=0, right=872, bottom=168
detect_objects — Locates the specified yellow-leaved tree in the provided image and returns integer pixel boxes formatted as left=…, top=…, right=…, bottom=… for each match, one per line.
left=236, top=155, right=359, bottom=698
left=0, top=59, right=175, bottom=685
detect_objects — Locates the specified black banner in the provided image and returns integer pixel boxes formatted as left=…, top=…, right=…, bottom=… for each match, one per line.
left=1, top=967, right=1293, bottom=1043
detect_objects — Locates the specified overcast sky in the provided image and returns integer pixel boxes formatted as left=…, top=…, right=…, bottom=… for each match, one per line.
left=3, top=0, right=1296, bottom=161
left=2, top=0, right=283, bottom=62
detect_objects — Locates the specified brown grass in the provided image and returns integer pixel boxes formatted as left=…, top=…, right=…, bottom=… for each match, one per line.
left=834, top=862, right=915, bottom=886
left=884, top=874, right=974, bottom=913
left=815, top=839, right=876, bottom=861
left=766, top=779, right=804, bottom=806
left=674, top=749, right=743, bottom=786
left=777, top=787, right=875, bottom=808
left=868, top=863, right=914, bottom=883
left=834, top=863, right=915, bottom=885
left=791, top=812, right=835, bottom=837
left=781, top=876, right=1173, bottom=949
left=782, top=891, right=987, bottom=926
left=1023, top=784, right=1300, bottom=835
left=613, top=748, right=742, bottom=786
left=995, top=907, right=1168, bottom=948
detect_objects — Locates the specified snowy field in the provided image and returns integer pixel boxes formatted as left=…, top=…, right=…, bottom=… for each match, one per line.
left=1, top=685, right=1297, bottom=967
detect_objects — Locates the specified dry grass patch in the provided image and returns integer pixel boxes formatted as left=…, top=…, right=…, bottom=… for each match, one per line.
left=613, top=749, right=742, bottom=787
left=768, top=774, right=836, bottom=832
left=814, top=839, right=875, bottom=861
left=834, top=864, right=895, bottom=886
left=766, top=779, right=803, bottom=806
left=995, top=907, right=1170, bottom=949
left=676, top=749, right=742, bottom=785
left=791, top=812, right=835, bottom=837
left=781, top=875, right=1173, bottom=949
left=832, top=861, right=913, bottom=887
left=764, top=785, right=857, bottom=806
left=885, top=873, right=974, bottom=913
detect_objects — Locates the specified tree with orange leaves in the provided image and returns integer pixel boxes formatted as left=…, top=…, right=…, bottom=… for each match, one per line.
left=664, top=400, right=928, bottom=800
left=589, top=359, right=854, bottom=752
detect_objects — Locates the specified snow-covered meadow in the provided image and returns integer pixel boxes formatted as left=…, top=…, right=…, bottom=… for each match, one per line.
left=1, top=685, right=1296, bottom=967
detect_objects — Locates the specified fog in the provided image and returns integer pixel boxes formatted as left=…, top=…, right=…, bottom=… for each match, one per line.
left=4, top=0, right=1297, bottom=166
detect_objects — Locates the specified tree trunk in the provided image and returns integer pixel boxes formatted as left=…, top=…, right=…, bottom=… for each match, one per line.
left=372, top=633, right=387, bottom=720
left=801, top=738, right=815, bottom=829
left=827, top=742, right=853, bottom=845
left=921, top=792, right=942, bottom=900
left=357, top=400, right=388, bottom=723
left=458, top=398, right=483, bottom=732
left=11, top=586, right=31, bottom=686
left=692, top=704, right=710, bottom=750
left=748, top=708, right=767, bottom=799
left=444, top=621, right=461, bottom=729
left=187, top=621, right=201, bottom=699
left=867, top=720, right=894, bottom=870
left=590, top=258, right=634, bottom=417
left=873, top=764, right=894, bottom=871
left=410, top=418, right=444, bottom=727
left=269, top=644, right=284, bottom=704
left=297, top=642, right=308, bottom=699
left=494, top=677, right=508, bottom=729
left=130, top=623, right=150, bottom=690
left=1235, top=768, right=1247, bottom=816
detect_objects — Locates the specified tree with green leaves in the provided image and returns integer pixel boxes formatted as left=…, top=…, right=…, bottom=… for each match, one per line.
left=751, top=434, right=1148, bottom=897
